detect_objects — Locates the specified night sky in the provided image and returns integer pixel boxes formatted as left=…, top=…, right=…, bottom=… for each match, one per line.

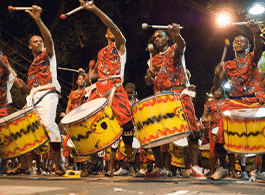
left=0, top=0, right=259, bottom=118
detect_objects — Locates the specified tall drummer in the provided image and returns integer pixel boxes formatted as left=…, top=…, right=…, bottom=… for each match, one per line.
left=78, top=1, right=138, bottom=176
left=14, top=5, right=65, bottom=176
left=213, top=21, right=265, bottom=180
left=144, top=24, right=206, bottom=179
left=0, top=54, right=17, bottom=174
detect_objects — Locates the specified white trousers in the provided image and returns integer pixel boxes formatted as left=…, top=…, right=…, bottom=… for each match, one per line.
left=31, top=91, right=61, bottom=142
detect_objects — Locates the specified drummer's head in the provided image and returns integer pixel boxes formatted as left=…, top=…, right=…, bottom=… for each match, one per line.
left=211, top=87, right=224, bottom=99
left=125, top=82, right=136, bottom=99
left=105, top=28, right=115, bottom=43
left=76, top=74, right=86, bottom=88
left=28, top=35, right=44, bottom=56
left=233, top=35, right=250, bottom=55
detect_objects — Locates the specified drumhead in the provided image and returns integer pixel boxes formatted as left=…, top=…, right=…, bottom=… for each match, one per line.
left=67, top=139, right=75, bottom=148
left=132, top=137, right=141, bottom=150
left=200, top=143, right=210, bottom=150
left=211, top=127, right=219, bottom=135
left=244, top=154, right=256, bottom=158
left=0, top=107, right=34, bottom=124
left=61, top=98, right=108, bottom=125
left=222, top=108, right=265, bottom=119
left=131, top=92, right=178, bottom=109
left=173, top=137, right=188, bottom=147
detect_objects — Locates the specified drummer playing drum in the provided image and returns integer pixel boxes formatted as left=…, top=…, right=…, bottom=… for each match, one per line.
left=78, top=1, right=139, bottom=177
left=213, top=21, right=265, bottom=180
left=14, top=5, right=65, bottom=176
left=201, top=87, right=241, bottom=179
left=144, top=24, right=206, bottom=179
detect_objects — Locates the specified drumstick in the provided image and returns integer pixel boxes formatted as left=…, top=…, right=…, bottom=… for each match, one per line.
left=220, top=39, right=230, bottom=68
left=8, top=6, right=32, bottom=12
left=148, top=44, right=154, bottom=69
left=58, top=67, right=79, bottom=73
left=60, top=1, right=93, bottom=20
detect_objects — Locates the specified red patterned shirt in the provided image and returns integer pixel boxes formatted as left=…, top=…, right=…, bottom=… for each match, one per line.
left=224, top=51, right=263, bottom=97
left=151, top=45, right=188, bottom=93
left=204, top=98, right=228, bottom=125
left=97, top=43, right=122, bottom=79
left=68, top=88, right=87, bottom=110
left=28, top=49, right=52, bottom=89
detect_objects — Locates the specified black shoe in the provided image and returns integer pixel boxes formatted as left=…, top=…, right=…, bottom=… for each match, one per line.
left=105, top=170, right=114, bottom=177
left=36, top=169, right=42, bottom=175
left=167, top=171, right=173, bottom=177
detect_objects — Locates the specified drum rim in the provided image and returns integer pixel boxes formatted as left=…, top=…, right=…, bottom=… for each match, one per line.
left=61, top=98, right=108, bottom=125
left=131, top=91, right=179, bottom=109
left=172, top=137, right=188, bottom=147
left=141, top=131, right=191, bottom=149
left=34, top=139, right=50, bottom=155
left=199, top=143, right=210, bottom=151
left=224, top=144, right=265, bottom=154
left=0, top=107, right=35, bottom=125
left=222, top=108, right=265, bottom=119
left=211, top=127, right=219, bottom=135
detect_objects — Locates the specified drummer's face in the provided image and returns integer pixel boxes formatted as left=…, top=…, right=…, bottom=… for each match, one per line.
left=214, top=88, right=223, bottom=99
left=29, top=35, right=44, bottom=54
left=233, top=36, right=248, bottom=53
left=77, top=75, right=85, bottom=87
left=126, top=88, right=134, bottom=99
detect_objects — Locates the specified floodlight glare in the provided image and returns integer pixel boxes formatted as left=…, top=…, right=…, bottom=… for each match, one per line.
left=218, top=16, right=229, bottom=25
left=216, top=10, right=233, bottom=27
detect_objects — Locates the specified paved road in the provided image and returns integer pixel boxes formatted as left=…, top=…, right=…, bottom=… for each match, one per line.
left=1, top=174, right=265, bottom=195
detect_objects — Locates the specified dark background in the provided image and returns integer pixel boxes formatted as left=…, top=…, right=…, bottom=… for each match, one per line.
left=0, top=0, right=260, bottom=118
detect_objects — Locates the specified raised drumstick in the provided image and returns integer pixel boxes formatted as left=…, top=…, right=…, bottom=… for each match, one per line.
left=8, top=6, right=32, bottom=12
left=60, top=1, right=93, bottom=20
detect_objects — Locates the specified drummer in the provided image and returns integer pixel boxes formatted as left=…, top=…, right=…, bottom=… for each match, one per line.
left=0, top=54, right=17, bottom=174
left=14, top=5, right=65, bottom=176
left=201, top=87, right=238, bottom=179
left=78, top=1, right=138, bottom=177
left=63, top=75, right=87, bottom=171
left=213, top=21, right=265, bottom=180
left=65, top=74, right=87, bottom=114
left=144, top=24, right=206, bottom=179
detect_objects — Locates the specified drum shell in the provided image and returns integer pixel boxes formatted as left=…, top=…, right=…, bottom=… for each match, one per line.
left=169, top=142, right=189, bottom=168
left=131, top=92, right=191, bottom=149
left=223, top=108, right=265, bottom=154
left=0, top=107, right=48, bottom=159
left=61, top=99, right=122, bottom=155
left=199, top=143, right=210, bottom=169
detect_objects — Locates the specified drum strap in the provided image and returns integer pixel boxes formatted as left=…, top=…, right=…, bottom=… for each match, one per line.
left=33, top=90, right=60, bottom=106
left=101, top=83, right=122, bottom=106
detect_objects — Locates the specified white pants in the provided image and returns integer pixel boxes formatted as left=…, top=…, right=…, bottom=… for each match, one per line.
left=31, top=91, right=61, bottom=142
